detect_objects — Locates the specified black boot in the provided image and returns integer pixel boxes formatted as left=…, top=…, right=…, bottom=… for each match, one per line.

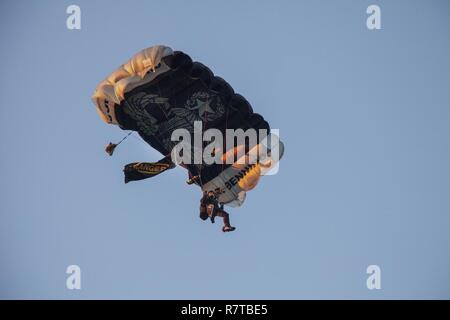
left=222, top=226, right=236, bottom=232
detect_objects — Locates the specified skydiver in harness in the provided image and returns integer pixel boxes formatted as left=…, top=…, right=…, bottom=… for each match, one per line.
left=199, top=190, right=236, bottom=232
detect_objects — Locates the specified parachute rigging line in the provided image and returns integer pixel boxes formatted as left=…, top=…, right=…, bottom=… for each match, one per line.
left=105, top=131, right=133, bottom=156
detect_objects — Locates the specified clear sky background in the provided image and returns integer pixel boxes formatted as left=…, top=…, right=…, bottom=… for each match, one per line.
left=1, top=0, right=449, bottom=299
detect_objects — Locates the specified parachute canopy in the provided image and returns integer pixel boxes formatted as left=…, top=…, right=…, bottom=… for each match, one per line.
left=92, top=45, right=283, bottom=207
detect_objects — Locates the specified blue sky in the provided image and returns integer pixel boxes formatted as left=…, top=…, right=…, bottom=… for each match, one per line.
left=1, top=0, right=449, bottom=299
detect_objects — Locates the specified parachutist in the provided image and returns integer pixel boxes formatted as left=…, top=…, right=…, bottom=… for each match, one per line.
left=200, top=191, right=236, bottom=232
